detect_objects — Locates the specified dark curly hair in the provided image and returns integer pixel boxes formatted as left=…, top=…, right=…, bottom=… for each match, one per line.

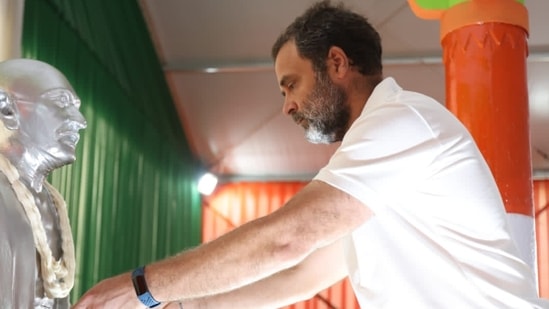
left=271, top=0, right=382, bottom=76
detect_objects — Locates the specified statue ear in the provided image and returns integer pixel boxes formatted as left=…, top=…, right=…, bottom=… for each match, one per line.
left=0, top=90, right=20, bottom=130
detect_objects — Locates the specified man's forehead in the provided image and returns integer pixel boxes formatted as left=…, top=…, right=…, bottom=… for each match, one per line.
left=275, top=42, right=299, bottom=69
left=275, top=42, right=313, bottom=83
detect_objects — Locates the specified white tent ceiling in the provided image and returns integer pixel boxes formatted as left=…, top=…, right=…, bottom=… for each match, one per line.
left=139, top=0, right=549, bottom=181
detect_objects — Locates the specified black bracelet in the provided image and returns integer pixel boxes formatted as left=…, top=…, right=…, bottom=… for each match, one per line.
left=131, top=266, right=161, bottom=308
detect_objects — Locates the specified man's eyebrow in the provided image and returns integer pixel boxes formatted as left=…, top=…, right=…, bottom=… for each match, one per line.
left=279, top=75, right=290, bottom=88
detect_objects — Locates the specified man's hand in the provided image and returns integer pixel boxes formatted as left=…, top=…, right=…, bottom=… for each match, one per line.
left=72, top=271, right=145, bottom=308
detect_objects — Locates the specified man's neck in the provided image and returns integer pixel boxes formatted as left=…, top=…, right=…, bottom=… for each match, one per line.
left=346, top=74, right=383, bottom=130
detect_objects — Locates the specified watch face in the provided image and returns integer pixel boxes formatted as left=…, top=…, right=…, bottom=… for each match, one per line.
left=132, top=267, right=161, bottom=307
left=134, top=275, right=148, bottom=294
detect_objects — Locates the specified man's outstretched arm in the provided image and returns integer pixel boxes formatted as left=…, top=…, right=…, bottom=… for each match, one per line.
left=73, top=180, right=371, bottom=308
left=172, top=235, right=348, bottom=309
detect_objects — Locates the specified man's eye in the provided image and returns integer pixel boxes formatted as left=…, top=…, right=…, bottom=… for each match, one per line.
left=288, top=83, right=294, bottom=90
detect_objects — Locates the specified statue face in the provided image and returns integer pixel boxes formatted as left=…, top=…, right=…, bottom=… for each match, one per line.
left=16, top=87, right=87, bottom=166
left=0, top=59, right=87, bottom=169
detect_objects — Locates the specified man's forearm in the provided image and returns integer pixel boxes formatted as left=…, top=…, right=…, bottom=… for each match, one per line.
left=140, top=181, right=368, bottom=303
left=179, top=237, right=348, bottom=309
left=145, top=212, right=313, bottom=301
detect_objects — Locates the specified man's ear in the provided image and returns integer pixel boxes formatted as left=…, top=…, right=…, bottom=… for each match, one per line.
left=327, top=46, right=350, bottom=78
left=0, top=90, right=20, bottom=130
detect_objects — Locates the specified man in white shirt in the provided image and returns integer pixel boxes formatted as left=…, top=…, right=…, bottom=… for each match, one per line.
left=75, top=1, right=549, bottom=308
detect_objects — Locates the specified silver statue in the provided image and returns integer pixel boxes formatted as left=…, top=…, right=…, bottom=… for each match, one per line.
left=0, top=58, right=87, bottom=308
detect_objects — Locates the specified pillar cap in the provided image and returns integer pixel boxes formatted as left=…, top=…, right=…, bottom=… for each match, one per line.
left=440, top=0, right=529, bottom=40
left=408, top=0, right=529, bottom=41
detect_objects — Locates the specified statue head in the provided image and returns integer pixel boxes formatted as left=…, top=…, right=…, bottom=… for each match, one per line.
left=0, top=58, right=87, bottom=170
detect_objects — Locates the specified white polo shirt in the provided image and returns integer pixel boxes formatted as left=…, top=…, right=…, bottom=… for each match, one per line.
left=315, top=77, right=548, bottom=308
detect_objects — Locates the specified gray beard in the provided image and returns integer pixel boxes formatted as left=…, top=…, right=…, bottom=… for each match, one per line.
left=302, top=74, right=349, bottom=144
left=305, top=126, right=336, bottom=144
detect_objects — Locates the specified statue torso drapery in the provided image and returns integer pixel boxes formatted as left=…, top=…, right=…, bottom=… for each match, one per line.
left=0, top=171, right=70, bottom=309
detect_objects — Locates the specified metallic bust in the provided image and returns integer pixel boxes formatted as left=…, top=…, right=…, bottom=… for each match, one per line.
left=0, top=59, right=87, bottom=308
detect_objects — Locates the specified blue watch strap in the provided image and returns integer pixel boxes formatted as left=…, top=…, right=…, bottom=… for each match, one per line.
left=132, top=266, right=161, bottom=308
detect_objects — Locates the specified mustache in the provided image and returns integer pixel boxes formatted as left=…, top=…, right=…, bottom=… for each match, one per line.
left=292, top=112, right=307, bottom=125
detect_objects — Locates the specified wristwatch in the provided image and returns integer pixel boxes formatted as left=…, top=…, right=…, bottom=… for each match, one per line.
left=131, top=266, right=161, bottom=308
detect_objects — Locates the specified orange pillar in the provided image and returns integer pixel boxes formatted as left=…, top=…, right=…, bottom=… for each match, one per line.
left=440, top=0, right=535, bottom=268
left=442, top=0, right=532, bottom=215
left=409, top=0, right=536, bottom=271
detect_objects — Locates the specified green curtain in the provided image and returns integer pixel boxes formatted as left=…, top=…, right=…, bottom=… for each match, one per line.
left=21, top=0, right=203, bottom=301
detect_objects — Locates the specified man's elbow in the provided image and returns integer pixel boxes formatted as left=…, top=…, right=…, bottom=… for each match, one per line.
left=269, top=237, right=315, bottom=270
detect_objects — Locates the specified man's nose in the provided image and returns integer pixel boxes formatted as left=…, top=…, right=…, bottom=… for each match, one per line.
left=282, top=96, right=297, bottom=116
